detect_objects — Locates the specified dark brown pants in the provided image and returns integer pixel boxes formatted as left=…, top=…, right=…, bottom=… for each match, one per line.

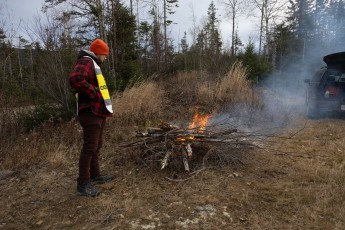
left=77, top=109, right=106, bottom=184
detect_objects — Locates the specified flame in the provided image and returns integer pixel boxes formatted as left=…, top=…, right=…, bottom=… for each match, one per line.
left=188, top=108, right=211, bottom=133
left=176, top=135, right=195, bottom=141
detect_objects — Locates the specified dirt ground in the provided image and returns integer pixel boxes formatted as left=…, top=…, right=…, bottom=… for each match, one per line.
left=1, top=109, right=345, bottom=229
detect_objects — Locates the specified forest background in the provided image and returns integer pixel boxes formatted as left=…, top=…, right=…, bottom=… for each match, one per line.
left=2, top=1, right=345, bottom=228
left=1, top=0, right=345, bottom=133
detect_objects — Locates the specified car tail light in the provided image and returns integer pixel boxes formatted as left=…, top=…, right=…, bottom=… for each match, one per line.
left=325, top=85, right=339, bottom=96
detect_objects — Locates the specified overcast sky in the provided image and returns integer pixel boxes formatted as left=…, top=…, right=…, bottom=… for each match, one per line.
left=2, top=0, right=258, bottom=48
left=169, top=0, right=258, bottom=48
left=2, top=0, right=43, bottom=27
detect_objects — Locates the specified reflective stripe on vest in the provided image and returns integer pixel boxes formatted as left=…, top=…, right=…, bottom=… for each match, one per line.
left=84, top=56, right=113, bottom=114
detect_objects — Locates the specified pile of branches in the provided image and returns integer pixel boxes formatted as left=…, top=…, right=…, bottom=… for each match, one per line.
left=121, top=121, right=259, bottom=172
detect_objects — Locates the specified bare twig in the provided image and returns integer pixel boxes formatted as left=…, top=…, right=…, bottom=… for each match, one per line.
left=165, top=167, right=211, bottom=182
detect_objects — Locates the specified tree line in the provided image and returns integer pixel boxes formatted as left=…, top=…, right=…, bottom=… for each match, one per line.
left=1, top=0, right=345, bottom=108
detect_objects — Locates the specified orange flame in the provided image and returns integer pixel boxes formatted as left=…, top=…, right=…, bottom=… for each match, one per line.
left=176, top=135, right=195, bottom=141
left=188, top=108, right=211, bottom=133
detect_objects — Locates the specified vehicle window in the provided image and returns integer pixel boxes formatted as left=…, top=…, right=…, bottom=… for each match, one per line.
left=324, top=69, right=342, bottom=82
left=312, top=69, right=326, bottom=82
left=339, top=73, right=345, bottom=82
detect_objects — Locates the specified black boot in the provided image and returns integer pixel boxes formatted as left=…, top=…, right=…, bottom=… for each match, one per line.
left=91, top=175, right=114, bottom=184
left=77, top=182, right=101, bottom=197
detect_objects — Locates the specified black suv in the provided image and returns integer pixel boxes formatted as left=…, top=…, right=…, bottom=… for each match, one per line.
left=304, top=52, right=345, bottom=118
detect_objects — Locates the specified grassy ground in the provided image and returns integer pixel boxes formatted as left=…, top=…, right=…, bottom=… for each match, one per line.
left=1, top=116, right=345, bottom=229
left=1, top=66, right=345, bottom=229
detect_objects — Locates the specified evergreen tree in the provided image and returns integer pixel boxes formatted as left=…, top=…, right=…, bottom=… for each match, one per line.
left=203, top=1, right=222, bottom=73
left=138, top=21, right=152, bottom=74
left=0, top=27, right=8, bottom=90
left=331, top=0, right=345, bottom=50
left=286, top=0, right=314, bottom=59
left=195, top=29, right=206, bottom=72
left=180, top=32, right=188, bottom=53
left=0, top=28, right=6, bottom=44
left=163, top=0, right=179, bottom=71
left=239, top=41, right=272, bottom=82
left=233, top=31, right=243, bottom=55
left=109, top=3, right=139, bottom=90
left=269, top=22, right=300, bottom=76
left=205, top=1, right=222, bottom=55
left=173, top=31, right=189, bottom=71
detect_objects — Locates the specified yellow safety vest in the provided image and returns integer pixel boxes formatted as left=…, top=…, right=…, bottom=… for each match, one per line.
left=84, top=56, right=113, bottom=114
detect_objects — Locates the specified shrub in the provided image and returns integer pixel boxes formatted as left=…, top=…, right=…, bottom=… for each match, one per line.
left=19, top=104, right=73, bottom=132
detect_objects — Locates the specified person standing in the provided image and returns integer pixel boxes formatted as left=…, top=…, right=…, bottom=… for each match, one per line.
left=69, top=38, right=114, bottom=197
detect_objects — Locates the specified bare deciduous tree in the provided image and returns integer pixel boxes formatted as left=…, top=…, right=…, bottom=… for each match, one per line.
left=218, top=0, right=249, bottom=56
left=250, top=0, right=287, bottom=56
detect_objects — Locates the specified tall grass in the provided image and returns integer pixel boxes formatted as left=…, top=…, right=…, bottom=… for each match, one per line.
left=163, top=62, right=260, bottom=114
left=111, top=81, right=165, bottom=124
left=164, top=71, right=202, bottom=106
left=0, top=120, right=81, bottom=169
left=217, top=62, right=258, bottom=105
left=196, top=62, right=261, bottom=109
left=0, top=93, right=26, bottom=140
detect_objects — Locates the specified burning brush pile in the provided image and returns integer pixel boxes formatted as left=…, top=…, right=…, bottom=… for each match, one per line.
left=122, top=108, right=258, bottom=172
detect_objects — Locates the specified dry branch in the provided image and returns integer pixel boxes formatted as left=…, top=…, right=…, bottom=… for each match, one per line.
left=120, top=121, right=248, bottom=171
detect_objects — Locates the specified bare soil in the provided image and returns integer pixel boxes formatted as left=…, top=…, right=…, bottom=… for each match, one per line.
left=1, top=111, right=345, bottom=229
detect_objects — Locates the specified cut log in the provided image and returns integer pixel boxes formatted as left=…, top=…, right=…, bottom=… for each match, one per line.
left=186, top=143, right=192, bottom=158
left=183, top=157, right=189, bottom=171
left=182, top=148, right=190, bottom=171
left=161, top=151, right=172, bottom=170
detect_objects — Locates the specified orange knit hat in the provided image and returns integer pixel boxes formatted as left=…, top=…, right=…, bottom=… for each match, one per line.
left=90, top=39, right=109, bottom=55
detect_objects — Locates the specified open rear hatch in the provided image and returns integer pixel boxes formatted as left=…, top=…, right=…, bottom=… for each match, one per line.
left=323, top=52, right=345, bottom=67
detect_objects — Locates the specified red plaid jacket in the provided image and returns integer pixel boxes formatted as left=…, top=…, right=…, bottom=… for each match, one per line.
left=69, top=50, right=112, bottom=118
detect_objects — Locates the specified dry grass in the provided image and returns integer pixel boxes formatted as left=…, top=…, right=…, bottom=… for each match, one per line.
left=111, top=81, right=165, bottom=125
left=196, top=62, right=261, bottom=109
left=163, top=71, right=202, bottom=107
left=216, top=62, right=259, bottom=106
left=261, top=118, right=345, bottom=228
left=1, top=113, right=345, bottom=229
left=0, top=80, right=166, bottom=170
left=0, top=120, right=81, bottom=170
left=1, top=71, right=345, bottom=229
left=0, top=93, right=27, bottom=140
left=163, top=63, right=261, bottom=113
